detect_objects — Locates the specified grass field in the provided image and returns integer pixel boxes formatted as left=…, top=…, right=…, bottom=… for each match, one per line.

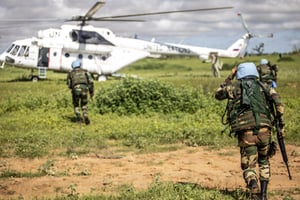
left=0, top=53, right=299, bottom=199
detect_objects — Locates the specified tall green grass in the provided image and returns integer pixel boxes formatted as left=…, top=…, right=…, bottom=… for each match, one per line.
left=0, top=54, right=299, bottom=157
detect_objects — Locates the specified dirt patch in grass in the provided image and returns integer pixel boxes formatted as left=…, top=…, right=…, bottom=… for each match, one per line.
left=0, top=144, right=299, bottom=199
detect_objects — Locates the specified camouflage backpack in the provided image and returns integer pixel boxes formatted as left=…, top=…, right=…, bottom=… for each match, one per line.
left=69, top=68, right=89, bottom=88
left=226, top=78, right=272, bottom=133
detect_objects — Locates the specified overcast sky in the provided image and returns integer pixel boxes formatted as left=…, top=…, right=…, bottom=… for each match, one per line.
left=0, top=0, right=299, bottom=54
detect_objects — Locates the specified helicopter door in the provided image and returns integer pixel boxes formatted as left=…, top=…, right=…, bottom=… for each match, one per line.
left=48, top=47, right=62, bottom=71
left=38, top=47, right=49, bottom=67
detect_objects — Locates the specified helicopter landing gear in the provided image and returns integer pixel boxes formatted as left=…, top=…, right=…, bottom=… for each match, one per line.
left=29, top=67, right=47, bottom=82
left=30, top=75, right=39, bottom=82
left=97, top=75, right=107, bottom=81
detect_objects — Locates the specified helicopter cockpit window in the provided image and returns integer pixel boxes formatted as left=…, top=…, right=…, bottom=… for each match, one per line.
left=11, top=45, right=20, bottom=56
left=72, top=30, right=114, bottom=46
left=6, top=44, right=15, bottom=53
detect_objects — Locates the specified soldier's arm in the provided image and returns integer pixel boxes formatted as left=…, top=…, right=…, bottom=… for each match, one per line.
left=222, top=66, right=238, bottom=86
left=270, top=90, right=284, bottom=128
left=67, top=72, right=72, bottom=89
left=86, top=72, right=94, bottom=97
left=216, top=68, right=237, bottom=100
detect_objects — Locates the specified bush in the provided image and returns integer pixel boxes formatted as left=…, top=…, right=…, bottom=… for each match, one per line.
left=95, top=78, right=205, bottom=115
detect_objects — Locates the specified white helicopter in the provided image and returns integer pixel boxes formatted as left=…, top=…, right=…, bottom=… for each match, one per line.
left=0, top=1, right=244, bottom=81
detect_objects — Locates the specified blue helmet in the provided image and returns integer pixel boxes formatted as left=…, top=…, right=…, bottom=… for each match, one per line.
left=71, top=60, right=81, bottom=68
left=260, top=58, right=268, bottom=65
left=236, top=62, right=259, bottom=80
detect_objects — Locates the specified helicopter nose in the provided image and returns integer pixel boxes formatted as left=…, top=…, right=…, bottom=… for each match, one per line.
left=0, top=52, right=5, bottom=68
left=0, top=52, right=5, bottom=62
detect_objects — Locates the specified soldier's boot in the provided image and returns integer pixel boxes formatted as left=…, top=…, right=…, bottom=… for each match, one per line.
left=75, top=107, right=82, bottom=122
left=82, top=106, right=90, bottom=125
left=84, top=115, right=90, bottom=125
left=248, top=179, right=259, bottom=200
left=260, top=180, right=268, bottom=200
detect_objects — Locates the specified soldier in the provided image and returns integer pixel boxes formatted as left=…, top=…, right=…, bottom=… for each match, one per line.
left=67, top=60, right=94, bottom=125
left=211, top=53, right=221, bottom=78
left=257, top=58, right=279, bottom=100
left=215, top=62, right=285, bottom=200
left=257, top=58, right=278, bottom=88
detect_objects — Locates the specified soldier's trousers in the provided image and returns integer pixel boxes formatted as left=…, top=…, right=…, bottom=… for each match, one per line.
left=72, top=88, right=89, bottom=117
left=237, top=127, right=271, bottom=185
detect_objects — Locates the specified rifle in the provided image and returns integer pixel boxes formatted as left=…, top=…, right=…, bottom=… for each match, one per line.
left=272, top=106, right=292, bottom=180
left=258, top=80, right=292, bottom=180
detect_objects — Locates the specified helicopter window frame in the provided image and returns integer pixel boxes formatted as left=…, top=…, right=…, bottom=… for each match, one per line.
left=72, top=30, right=114, bottom=46
left=11, top=45, right=20, bottom=56
left=6, top=44, right=15, bottom=54
left=18, top=45, right=29, bottom=57
left=24, top=47, right=29, bottom=57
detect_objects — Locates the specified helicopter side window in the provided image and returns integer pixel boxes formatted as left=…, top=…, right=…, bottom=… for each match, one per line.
left=11, top=45, right=20, bottom=56
left=72, top=30, right=114, bottom=46
left=18, top=45, right=28, bottom=57
left=24, top=47, right=29, bottom=57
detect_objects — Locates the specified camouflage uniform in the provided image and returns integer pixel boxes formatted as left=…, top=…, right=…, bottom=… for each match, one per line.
left=257, top=59, right=279, bottom=104
left=67, top=61, right=94, bottom=125
left=211, top=53, right=220, bottom=78
left=215, top=62, right=284, bottom=200
left=257, top=59, right=278, bottom=87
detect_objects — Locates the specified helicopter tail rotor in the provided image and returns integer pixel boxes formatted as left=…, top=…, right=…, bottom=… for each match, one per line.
left=237, top=12, right=273, bottom=39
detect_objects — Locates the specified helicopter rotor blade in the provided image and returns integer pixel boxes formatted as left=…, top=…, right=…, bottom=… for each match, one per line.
left=253, top=33, right=274, bottom=38
left=91, top=18, right=145, bottom=22
left=91, top=6, right=233, bottom=21
left=84, top=1, right=106, bottom=19
left=67, top=1, right=106, bottom=22
left=237, top=12, right=250, bottom=34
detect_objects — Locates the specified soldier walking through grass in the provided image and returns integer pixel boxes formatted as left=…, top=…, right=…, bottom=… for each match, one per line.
left=67, top=59, right=94, bottom=125
left=215, top=62, right=285, bottom=200
left=211, top=53, right=221, bottom=78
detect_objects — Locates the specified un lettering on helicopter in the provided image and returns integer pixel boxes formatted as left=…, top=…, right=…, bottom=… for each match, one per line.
left=0, top=1, right=272, bottom=81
